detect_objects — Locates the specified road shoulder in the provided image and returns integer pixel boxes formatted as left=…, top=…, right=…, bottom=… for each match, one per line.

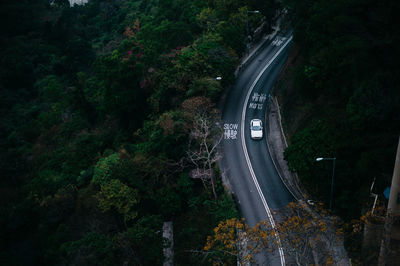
left=265, top=96, right=304, bottom=200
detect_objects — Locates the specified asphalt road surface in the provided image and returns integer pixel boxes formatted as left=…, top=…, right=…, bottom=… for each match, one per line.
left=220, top=32, right=294, bottom=265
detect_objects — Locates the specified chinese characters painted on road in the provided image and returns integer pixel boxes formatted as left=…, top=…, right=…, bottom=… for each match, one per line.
left=248, top=92, right=268, bottom=110
left=272, top=37, right=287, bottom=46
left=224, top=123, right=238, bottom=140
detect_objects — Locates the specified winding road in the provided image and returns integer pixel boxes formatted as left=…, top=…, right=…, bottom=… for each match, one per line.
left=220, top=32, right=294, bottom=265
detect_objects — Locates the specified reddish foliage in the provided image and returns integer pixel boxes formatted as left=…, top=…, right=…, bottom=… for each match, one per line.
left=140, top=80, right=147, bottom=88
left=123, top=27, right=134, bottom=38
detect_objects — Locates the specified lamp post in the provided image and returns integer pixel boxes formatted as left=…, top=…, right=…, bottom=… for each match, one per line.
left=206, top=77, right=222, bottom=81
left=316, top=157, right=336, bottom=209
left=246, top=10, right=260, bottom=53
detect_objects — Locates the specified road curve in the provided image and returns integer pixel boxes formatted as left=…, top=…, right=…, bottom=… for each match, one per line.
left=220, top=32, right=294, bottom=265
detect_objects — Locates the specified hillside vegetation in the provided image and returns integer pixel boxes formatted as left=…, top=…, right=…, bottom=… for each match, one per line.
left=0, top=0, right=278, bottom=264
left=281, top=0, right=400, bottom=226
left=3, top=0, right=397, bottom=264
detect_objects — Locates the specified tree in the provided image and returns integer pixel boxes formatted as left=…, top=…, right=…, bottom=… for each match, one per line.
left=271, top=202, right=341, bottom=265
left=92, top=153, right=120, bottom=186
left=204, top=202, right=344, bottom=265
left=60, top=232, right=117, bottom=266
left=280, top=0, right=400, bottom=223
left=284, top=119, right=336, bottom=200
left=186, top=77, right=222, bottom=102
left=96, top=179, right=139, bottom=225
left=115, top=215, right=164, bottom=265
left=197, top=7, right=219, bottom=32
left=183, top=97, right=223, bottom=200
left=203, top=218, right=257, bottom=265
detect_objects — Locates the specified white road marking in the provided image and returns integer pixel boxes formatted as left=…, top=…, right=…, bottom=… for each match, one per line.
left=241, top=35, right=293, bottom=265
left=248, top=92, right=267, bottom=110
left=224, top=123, right=239, bottom=140
left=272, top=37, right=287, bottom=46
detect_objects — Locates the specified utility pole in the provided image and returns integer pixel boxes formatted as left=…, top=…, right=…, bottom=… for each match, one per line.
left=379, top=136, right=400, bottom=265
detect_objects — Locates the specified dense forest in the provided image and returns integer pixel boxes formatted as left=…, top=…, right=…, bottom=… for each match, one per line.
left=2, top=0, right=400, bottom=264
left=0, top=0, right=278, bottom=265
left=282, top=0, right=400, bottom=217
left=280, top=0, right=400, bottom=260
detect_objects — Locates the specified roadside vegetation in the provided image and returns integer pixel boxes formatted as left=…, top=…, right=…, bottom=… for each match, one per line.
left=203, top=202, right=341, bottom=265
left=277, top=0, right=400, bottom=263
left=0, top=0, right=279, bottom=264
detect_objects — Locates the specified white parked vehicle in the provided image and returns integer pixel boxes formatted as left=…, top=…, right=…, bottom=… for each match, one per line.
left=250, top=119, right=263, bottom=139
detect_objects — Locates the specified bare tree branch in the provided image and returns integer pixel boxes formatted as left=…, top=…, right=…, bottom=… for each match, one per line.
left=184, top=99, right=223, bottom=200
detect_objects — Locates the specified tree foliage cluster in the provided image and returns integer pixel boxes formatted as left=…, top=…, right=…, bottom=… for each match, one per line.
left=0, top=0, right=278, bottom=265
left=279, top=0, right=400, bottom=260
left=203, top=202, right=340, bottom=265
left=281, top=0, right=400, bottom=217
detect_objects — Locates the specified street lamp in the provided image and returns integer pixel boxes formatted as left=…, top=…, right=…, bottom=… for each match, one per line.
left=316, top=157, right=336, bottom=209
left=206, top=77, right=222, bottom=81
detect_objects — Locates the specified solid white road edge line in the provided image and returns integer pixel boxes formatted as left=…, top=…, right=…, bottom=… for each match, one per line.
left=240, top=35, right=293, bottom=266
